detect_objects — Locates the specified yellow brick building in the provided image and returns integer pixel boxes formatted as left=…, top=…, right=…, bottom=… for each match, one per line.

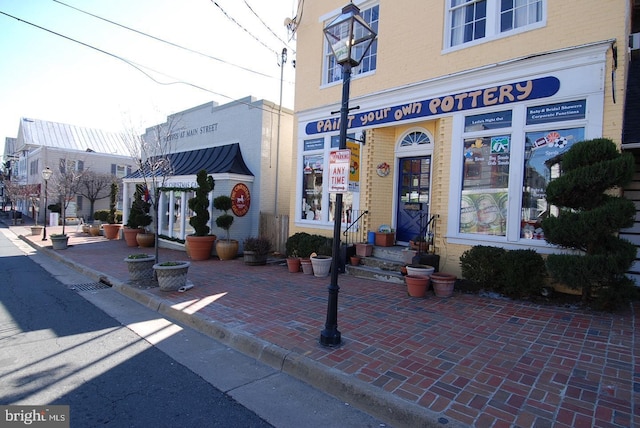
left=289, top=0, right=639, bottom=277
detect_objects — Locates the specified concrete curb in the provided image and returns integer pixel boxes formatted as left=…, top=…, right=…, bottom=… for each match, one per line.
left=17, top=233, right=451, bottom=428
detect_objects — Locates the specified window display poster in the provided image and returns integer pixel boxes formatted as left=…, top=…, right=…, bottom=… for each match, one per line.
left=302, top=154, right=324, bottom=221
left=460, top=190, right=508, bottom=236
left=522, top=127, right=584, bottom=227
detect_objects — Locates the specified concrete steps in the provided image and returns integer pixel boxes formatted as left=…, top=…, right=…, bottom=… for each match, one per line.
left=345, top=245, right=441, bottom=284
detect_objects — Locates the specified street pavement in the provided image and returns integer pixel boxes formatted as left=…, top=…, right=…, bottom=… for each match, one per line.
left=4, top=218, right=639, bottom=428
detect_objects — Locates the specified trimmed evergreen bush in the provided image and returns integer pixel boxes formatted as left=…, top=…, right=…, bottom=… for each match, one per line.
left=460, top=245, right=507, bottom=288
left=107, top=181, right=119, bottom=224
left=126, top=184, right=152, bottom=230
left=541, top=138, right=636, bottom=309
left=497, top=249, right=546, bottom=299
left=213, top=195, right=234, bottom=241
left=188, top=170, right=215, bottom=236
left=285, top=232, right=332, bottom=258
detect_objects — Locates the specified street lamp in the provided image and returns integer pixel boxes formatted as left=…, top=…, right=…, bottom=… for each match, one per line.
left=41, top=167, right=52, bottom=241
left=320, top=2, right=376, bottom=347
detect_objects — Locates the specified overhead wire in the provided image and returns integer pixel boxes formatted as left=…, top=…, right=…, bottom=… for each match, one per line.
left=51, top=0, right=276, bottom=80
left=242, top=0, right=296, bottom=55
left=210, top=1, right=281, bottom=57
left=0, top=10, right=287, bottom=114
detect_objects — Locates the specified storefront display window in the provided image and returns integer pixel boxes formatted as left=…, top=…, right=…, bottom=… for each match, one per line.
left=521, top=127, right=584, bottom=239
left=301, top=154, right=324, bottom=221
left=460, top=135, right=510, bottom=235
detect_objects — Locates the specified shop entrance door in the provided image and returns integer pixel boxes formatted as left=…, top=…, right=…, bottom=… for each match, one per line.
left=396, top=156, right=431, bottom=243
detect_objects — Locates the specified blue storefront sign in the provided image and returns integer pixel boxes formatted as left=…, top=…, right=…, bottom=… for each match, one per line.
left=305, top=76, right=561, bottom=135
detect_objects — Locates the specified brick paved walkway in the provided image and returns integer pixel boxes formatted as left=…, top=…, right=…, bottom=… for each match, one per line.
left=10, top=223, right=640, bottom=427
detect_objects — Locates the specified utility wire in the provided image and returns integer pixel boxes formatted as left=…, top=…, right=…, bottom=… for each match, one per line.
left=210, top=1, right=280, bottom=57
left=242, top=0, right=295, bottom=54
left=52, top=0, right=276, bottom=80
left=0, top=10, right=287, bottom=113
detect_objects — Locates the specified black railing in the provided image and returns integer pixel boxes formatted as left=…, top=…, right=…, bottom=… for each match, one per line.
left=343, top=209, right=369, bottom=247
left=415, top=212, right=438, bottom=257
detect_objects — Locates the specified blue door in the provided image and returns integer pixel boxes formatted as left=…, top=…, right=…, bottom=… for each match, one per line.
left=396, top=156, right=431, bottom=243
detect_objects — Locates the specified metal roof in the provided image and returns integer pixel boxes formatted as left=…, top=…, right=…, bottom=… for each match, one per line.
left=126, top=143, right=254, bottom=179
left=18, top=118, right=129, bottom=155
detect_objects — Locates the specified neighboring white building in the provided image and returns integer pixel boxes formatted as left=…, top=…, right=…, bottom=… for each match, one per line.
left=3, top=117, right=135, bottom=223
left=123, top=96, right=294, bottom=252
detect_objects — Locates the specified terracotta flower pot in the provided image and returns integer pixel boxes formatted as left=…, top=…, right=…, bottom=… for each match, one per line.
left=186, top=235, right=216, bottom=261
left=123, top=228, right=142, bottom=247
left=136, top=232, right=155, bottom=248
left=216, top=239, right=239, bottom=260
left=103, top=224, right=122, bottom=240
left=431, top=272, right=456, bottom=298
left=300, top=258, right=313, bottom=274
left=350, top=255, right=362, bottom=266
left=286, top=257, right=301, bottom=273
left=405, top=275, right=429, bottom=297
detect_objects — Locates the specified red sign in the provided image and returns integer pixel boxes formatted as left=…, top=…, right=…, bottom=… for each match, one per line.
left=231, top=183, right=250, bottom=217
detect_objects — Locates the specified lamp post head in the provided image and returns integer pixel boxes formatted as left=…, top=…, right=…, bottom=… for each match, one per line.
left=323, top=2, right=377, bottom=67
left=42, top=167, right=52, bottom=181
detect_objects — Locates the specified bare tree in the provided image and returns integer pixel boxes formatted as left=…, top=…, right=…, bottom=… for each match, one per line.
left=77, top=171, right=116, bottom=221
left=2, top=181, right=39, bottom=224
left=122, top=115, right=182, bottom=263
left=50, top=161, right=87, bottom=235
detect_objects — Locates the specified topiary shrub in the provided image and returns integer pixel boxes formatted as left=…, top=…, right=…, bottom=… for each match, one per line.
left=541, top=138, right=636, bottom=309
left=188, top=170, right=215, bottom=236
left=107, top=181, right=119, bottom=224
left=497, top=249, right=546, bottom=299
left=460, top=245, right=507, bottom=289
left=213, top=195, right=234, bottom=241
left=126, top=184, right=152, bottom=230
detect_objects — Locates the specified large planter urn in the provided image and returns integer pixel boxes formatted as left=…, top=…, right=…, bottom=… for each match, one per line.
left=153, top=261, right=190, bottom=292
left=124, top=254, right=155, bottom=281
left=310, top=255, right=332, bottom=277
left=136, top=232, right=155, bottom=248
left=123, top=228, right=142, bottom=247
left=50, top=234, right=69, bottom=250
left=216, top=239, right=239, bottom=260
left=103, top=224, right=122, bottom=240
left=186, top=235, right=216, bottom=261
left=30, top=225, right=43, bottom=236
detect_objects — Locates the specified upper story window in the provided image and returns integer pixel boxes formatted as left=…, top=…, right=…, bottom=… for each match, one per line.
left=325, top=4, right=379, bottom=84
left=448, top=0, right=544, bottom=48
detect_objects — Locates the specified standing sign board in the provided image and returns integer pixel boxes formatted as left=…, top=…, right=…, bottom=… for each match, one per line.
left=328, top=149, right=351, bottom=193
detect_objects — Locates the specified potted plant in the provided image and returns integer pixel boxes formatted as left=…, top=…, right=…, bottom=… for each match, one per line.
left=430, top=272, right=457, bottom=298
left=153, top=260, right=191, bottom=291
left=103, top=181, right=122, bottom=240
left=242, top=236, right=272, bottom=266
left=124, top=185, right=152, bottom=247
left=405, top=275, right=430, bottom=297
left=213, top=195, right=238, bottom=260
left=309, top=236, right=332, bottom=278
left=124, top=253, right=155, bottom=281
left=50, top=233, right=69, bottom=250
left=186, top=170, right=217, bottom=260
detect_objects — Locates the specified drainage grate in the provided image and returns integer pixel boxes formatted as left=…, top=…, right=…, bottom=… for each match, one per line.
left=67, top=282, right=111, bottom=292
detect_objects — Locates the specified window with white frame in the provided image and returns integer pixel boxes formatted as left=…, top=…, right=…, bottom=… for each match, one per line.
left=447, top=0, right=544, bottom=48
left=325, top=3, right=379, bottom=84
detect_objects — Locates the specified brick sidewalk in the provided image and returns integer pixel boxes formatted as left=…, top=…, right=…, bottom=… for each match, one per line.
left=11, top=224, right=640, bottom=427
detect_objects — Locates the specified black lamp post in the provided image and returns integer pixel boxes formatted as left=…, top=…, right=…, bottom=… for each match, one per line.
left=41, top=167, right=52, bottom=241
left=320, top=2, right=376, bottom=347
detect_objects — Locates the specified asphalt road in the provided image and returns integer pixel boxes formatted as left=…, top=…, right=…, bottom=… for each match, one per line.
left=0, top=226, right=387, bottom=428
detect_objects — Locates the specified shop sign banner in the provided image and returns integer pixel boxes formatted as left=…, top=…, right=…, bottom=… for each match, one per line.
left=231, top=183, right=250, bottom=217
left=526, top=99, right=586, bottom=125
left=306, top=76, right=560, bottom=135
left=328, top=149, right=351, bottom=193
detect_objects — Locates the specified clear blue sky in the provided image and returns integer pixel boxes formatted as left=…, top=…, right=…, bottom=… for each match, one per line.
left=0, top=0, right=297, bottom=150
